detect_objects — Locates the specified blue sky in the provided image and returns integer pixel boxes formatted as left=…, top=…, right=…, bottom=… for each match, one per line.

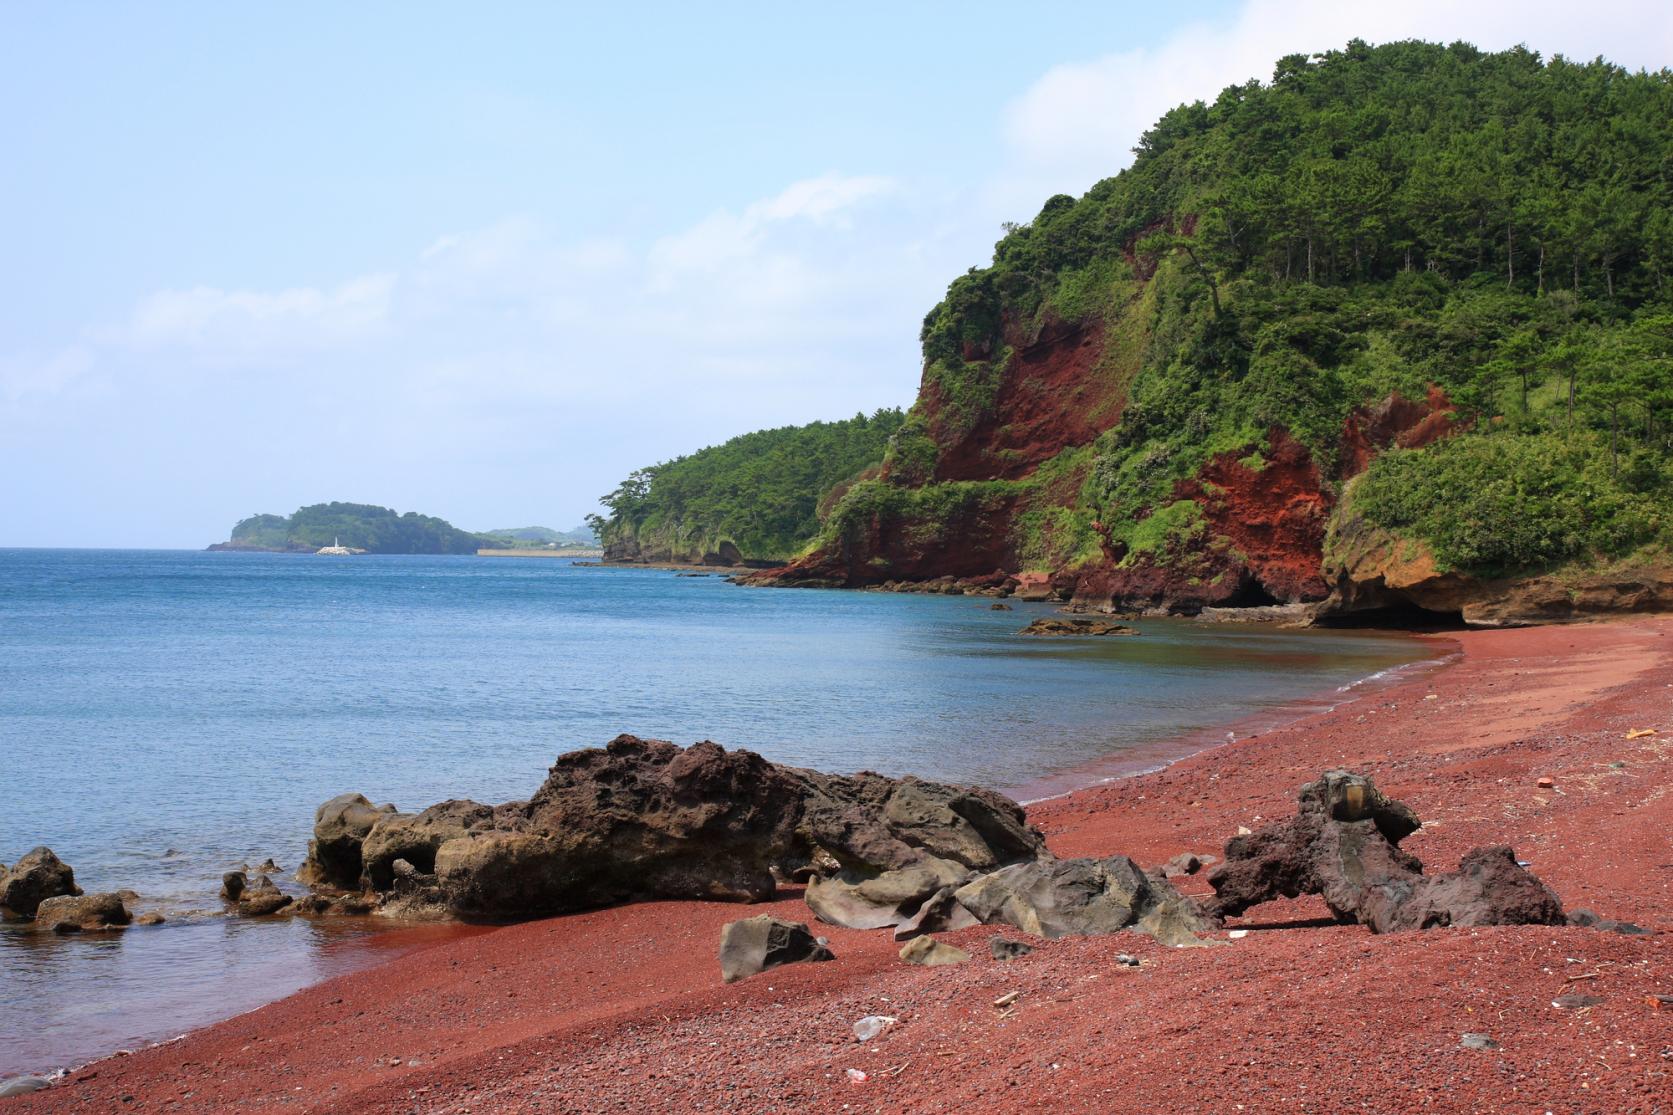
left=4, top=1, right=1670, bottom=546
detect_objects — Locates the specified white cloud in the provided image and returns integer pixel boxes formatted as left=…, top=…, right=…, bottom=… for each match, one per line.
left=125, top=273, right=396, bottom=356
left=648, top=173, right=894, bottom=286
left=0, top=345, right=94, bottom=405
left=1000, top=0, right=1673, bottom=205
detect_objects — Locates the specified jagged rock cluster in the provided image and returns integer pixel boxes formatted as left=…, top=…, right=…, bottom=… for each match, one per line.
left=295, top=736, right=1213, bottom=955
left=1205, top=770, right=1566, bottom=932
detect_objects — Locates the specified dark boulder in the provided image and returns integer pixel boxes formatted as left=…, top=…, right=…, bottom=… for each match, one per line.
left=35, top=892, right=130, bottom=933
left=296, top=794, right=398, bottom=891
left=0, top=847, right=82, bottom=917
left=399, top=735, right=1045, bottom=922
left=1018, top=617, right=1138, bottom=637
left=1205, top=771, right=1567, bottom=933
left=718, top=915, right=834, bottom=983
left=237, top=875, right=293, bottom=917
left=221, top=871, right=247, bottom=902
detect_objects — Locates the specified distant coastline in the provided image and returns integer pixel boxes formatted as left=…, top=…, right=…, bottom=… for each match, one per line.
left=477, top=548, right=602, bottom=559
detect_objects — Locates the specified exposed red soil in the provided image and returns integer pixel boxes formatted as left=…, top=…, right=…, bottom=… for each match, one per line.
left=929, top=316, right=1116, bottom=483
left=10, top=619, right=1672, bottom=1114
left=1338, top=386, right=1462, bottom=478
left=1181, top=428, right=1332, bottom=602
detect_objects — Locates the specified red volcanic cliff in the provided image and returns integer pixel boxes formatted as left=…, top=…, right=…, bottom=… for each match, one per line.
left=754, top=279, right=1460, bottom=611
left=926, top=316, right=1121, bottom=483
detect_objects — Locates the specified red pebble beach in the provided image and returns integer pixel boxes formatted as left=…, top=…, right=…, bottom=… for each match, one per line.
left=7, top=618, right=1671, bottom=1113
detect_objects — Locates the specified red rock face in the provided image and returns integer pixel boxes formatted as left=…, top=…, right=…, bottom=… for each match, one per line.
left=928, top=316, right=1119, bottom=482
left=1182, top=429, right=1333, bottom=601
left=1339, top=386, right=1459, bottom=478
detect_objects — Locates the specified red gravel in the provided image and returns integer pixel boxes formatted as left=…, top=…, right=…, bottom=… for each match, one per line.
left=8, top=619, right=1671, bottom=1113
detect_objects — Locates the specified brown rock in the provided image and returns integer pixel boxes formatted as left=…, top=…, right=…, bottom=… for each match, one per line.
left=296, top=794, right=398, bottom=890
left=36, top=892, right=130, bottom=933
left=0, top=847, right=82, bottom=917
left=1018, top=617, right=1138, bottom=637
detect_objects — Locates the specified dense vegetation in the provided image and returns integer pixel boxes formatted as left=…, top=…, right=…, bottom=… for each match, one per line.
left=223, top=503, right=488, bottom=554
left=592, top=410, right=906, bottom=561
left=821, top=40, right=1672, bottom=578
left=481, top=525, right=599, bottom=549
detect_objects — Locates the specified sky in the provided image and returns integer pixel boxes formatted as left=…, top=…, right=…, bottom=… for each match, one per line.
left=4, top=1, right=1671, bottom=547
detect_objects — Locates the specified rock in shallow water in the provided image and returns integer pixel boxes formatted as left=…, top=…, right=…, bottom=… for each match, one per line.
left=0, top=846, right=81, bottom=917
left=36, top=892, right=130, bottom=933
left=718, top=915, right=834, bottom=983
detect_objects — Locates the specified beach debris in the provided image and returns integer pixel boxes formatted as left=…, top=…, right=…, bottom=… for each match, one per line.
left=1647, top=995, right=1673, bottom=1011
left=992, top=991, right=1022, bottom=1010
left=0, top=846, right=81, bottom=917
left=1459, top=1033, right=1500, bottom=1051
left=845, top=1068, right=869, bottom=1084
left=1227, top=929, right=1249, bottom=940
left=1537, top=776, right=1555, bottom=789
left=1115, top=953, right=1141, bottom=966
left=989, top=937, right=1033, bottom=961
left=1552, top=993, right=1604, bottom=1010
left=852, top=1015, right=898, bottom=1041
left=35, top=892, right=131, bottom=934
left=0, top=1076, right=52, bottom=1098
left=1017, top=617, right=1138, bottom=637
left=899, top=935, right=970, bottom=966
left=1205, top=770, right=1567, bottom=934
left=1236, top=825, right=1253, bottom=837
left=1626, top=728, right=1657, bottom=739
left=718, top=915, right=834, bottom=983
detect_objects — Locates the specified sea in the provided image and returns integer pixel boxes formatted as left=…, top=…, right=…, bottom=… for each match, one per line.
left=0, top=549, right=1435, bottom=1077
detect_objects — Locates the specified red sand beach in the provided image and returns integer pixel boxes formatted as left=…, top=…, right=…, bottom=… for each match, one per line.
left=7, top=618, right=1671, bottom=1113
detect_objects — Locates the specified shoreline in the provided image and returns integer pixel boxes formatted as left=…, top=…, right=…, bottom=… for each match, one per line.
left=7, top=618, right=1670, bottom=1111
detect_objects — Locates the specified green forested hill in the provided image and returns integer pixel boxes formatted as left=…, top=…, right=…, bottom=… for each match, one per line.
left=213, top=503, right=489, bottom=554
left=593, top=410, right=906, bottom=563
left=805, top=39, right=1671, bottom=596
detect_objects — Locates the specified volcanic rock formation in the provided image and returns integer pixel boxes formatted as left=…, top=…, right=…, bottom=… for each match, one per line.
left=1204, top=770, right=1566, bottom=932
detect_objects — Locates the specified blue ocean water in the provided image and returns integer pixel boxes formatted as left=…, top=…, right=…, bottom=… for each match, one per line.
left=0, top=549, right=1430, bottom=1075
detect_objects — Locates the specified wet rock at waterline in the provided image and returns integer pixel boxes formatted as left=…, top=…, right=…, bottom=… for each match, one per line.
left=0, top=847, right=82, bottom=917
left=304, top=735, right=1044, bottom=922
left=1017, top=617, right=1139, bottom=637
left=35, top=892, right=131, bottom=933
left=296, top=793, right=399, bottom=890
left=718, top=915, right=834, bottom=983
left=237, top=875, right=293, bottom=917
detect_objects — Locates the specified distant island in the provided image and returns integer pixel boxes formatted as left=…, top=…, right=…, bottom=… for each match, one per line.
left=207, top=503, right=595, bottom=556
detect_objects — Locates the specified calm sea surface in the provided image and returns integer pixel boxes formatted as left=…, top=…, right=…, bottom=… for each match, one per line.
left=0, top=549, right=1432, bottom=1075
